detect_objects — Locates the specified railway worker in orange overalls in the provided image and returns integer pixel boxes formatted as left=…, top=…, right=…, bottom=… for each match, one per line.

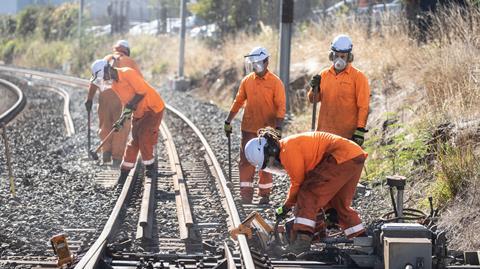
left=90, top=58, right=165, bottom=183
left=307, top=34, right=370, bottom=146
left=85, top=40, right=142, bottom=167
left=224, top=47, right=286, bottom=205
left=244, top=127, right=368, bottom=255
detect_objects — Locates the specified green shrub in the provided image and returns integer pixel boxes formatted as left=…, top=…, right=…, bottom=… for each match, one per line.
left=430, top=144, right=480, bottom=207
left=151, top=62, right=169, bottom=77
left=2, top=40, right=17, bottom=64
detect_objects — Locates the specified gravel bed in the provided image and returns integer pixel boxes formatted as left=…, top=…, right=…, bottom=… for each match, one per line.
left=0, top=75, right=117, bottom=258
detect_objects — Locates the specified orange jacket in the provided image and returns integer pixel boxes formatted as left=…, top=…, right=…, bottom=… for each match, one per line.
left=307, top=64, right=370, bottom=138
left=279, top=131, right=367, bottom=207
left=111, top=67, right=165, bottom=119
left=87, top=52, right=143, bottom=101
left=230, top=70, right=286, bottom=133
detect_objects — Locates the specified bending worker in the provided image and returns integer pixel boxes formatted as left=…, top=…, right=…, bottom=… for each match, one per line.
left=308, top=34, right=370, bottom=146
left=224, top=47, right=286, bottom=205
left=85, top=40, right=142, bottom=167
left=244, top=127, right=368, bottom=255
left=90, top=58, right=164, bottom=183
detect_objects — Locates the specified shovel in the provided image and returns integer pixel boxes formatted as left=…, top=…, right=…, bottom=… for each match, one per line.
left=87, top=110, right=91, bottom=154
left=311, top=76, right=321, bottom=131
left=225, top=133, right=234, bottom=190
left=89, top=128, right=116, bottom=161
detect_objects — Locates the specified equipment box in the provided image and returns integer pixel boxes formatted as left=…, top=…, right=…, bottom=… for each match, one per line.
left=381, top=223, right=431, bottom=239
left=384, top=237, right=432, bottom=269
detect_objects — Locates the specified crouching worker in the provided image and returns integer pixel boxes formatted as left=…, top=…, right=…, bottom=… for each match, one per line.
left=90, top=59, right=165, bottom=184
left=244, top=128, right=368, bottom=255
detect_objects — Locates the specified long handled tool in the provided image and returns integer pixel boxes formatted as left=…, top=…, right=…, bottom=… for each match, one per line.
left=227, top=134, right=232, bottom=182
left=311, top=84, right=319, bottom=131
left=87, top=110, right=91, bottom=154
left=89, top=128, right=116, bottom=161
left=311, top=76, right=321, bottom=131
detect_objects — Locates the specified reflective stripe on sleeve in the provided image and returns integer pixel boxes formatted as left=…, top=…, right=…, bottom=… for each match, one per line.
left=294, top=217, right=316, bottom=228
left=258, top=183, right=273, bottom=189
left=344, top=223, right=364, bottom=236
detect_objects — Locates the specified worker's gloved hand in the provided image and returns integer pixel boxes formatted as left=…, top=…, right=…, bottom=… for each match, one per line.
left=309, top=75, right=321, bottom=91
left=351, top=128, right=368, bottom=146
left=275, top=205, right=291, bottom=220
left=112, top=118, right=124, bottom=132
left=85, top=99, right=93, bottom=112
left=224, top=121, right=232, bottom=137
left=275, top=127, right=282, bottom=139
left=120, top=107, right=134, bottom=121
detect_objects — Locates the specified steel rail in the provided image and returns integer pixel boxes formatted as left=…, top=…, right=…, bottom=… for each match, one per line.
left=0, top=65, right=89, bottom=88
left=0, top=78, right=27, bottom=126
left=160, top=122, right=193, bottom=240
left=166, top=105, right=255, bottom=269
left=74, top=162, right=140, bottom=269
left=40, top=85, right=75, bottom=137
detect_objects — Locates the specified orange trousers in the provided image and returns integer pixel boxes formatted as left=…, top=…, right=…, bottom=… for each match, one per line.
left=121, top=110, right=163, bottom=170
left=239, top=131, right=273, bottom=200
left=98, top=89, right=130, bottom=160
left=293, top=155, right=366, bottom=238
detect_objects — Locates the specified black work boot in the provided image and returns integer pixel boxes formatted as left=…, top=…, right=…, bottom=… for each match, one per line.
left=258, top=196, right=270, bottom=205
left=117, top=169, right=130, bottom=187
left=145, top=164, right=156, bottom=178
left=102, top=151, right=112, bottom=163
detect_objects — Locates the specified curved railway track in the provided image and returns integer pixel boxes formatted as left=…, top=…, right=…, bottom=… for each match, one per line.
left=0, top=66, right=254, bottom=269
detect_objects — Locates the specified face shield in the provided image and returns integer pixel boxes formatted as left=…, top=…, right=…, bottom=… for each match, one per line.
left=262, top=158, right=287, bottom=176
left=244, top=57, right=266, bottom=74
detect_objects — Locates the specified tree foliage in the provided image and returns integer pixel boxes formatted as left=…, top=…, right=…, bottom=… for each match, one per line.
left=16, top=6, right=41, bottom=37
left=10, top=3, right=79, bottom=40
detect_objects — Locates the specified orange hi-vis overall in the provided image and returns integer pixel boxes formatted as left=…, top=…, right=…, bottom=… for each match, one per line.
left=279, top=132, right=368, bottom=238
left=87, top=51, right=143, bottom=161
left=230, top=70, right=286, bottom=200
left=307, top=64, right=370, bottom=139
left=111, top=67, right=165, bottom=170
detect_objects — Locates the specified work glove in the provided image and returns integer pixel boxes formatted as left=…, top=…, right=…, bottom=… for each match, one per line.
left=113, top=108, right=133, bottom=131
left=309, top=74, right=321, bottom=92
left=351, top=128, right=368, bottom=146
left=120, top=107, right=134, bottom=120
left=224, top=121, right=232, bottom=137
left=275, top=127, right=282, bottom=139
left=85, top=99, right=93, bottom=112
left=275, top=205, right=291, bottom=220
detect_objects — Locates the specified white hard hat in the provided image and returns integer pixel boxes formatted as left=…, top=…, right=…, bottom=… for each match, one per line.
left=115, top=39, right=129, bottom=49
left=90, top=59, right=107, bottom=81
left=331, top=35, right=353, bottom=53
left=245, top=47, right=269, bottom=62
left=244, top=137, right=267, bottom=169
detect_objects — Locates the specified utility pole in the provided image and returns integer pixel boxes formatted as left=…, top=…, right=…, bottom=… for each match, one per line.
left=278, top=0, right=293, bottom=113
left=178, top=0, right=186, bottom=78
left=171, top=0, right=190, bottom=91
left=78, top=0, right=84, bottom=45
